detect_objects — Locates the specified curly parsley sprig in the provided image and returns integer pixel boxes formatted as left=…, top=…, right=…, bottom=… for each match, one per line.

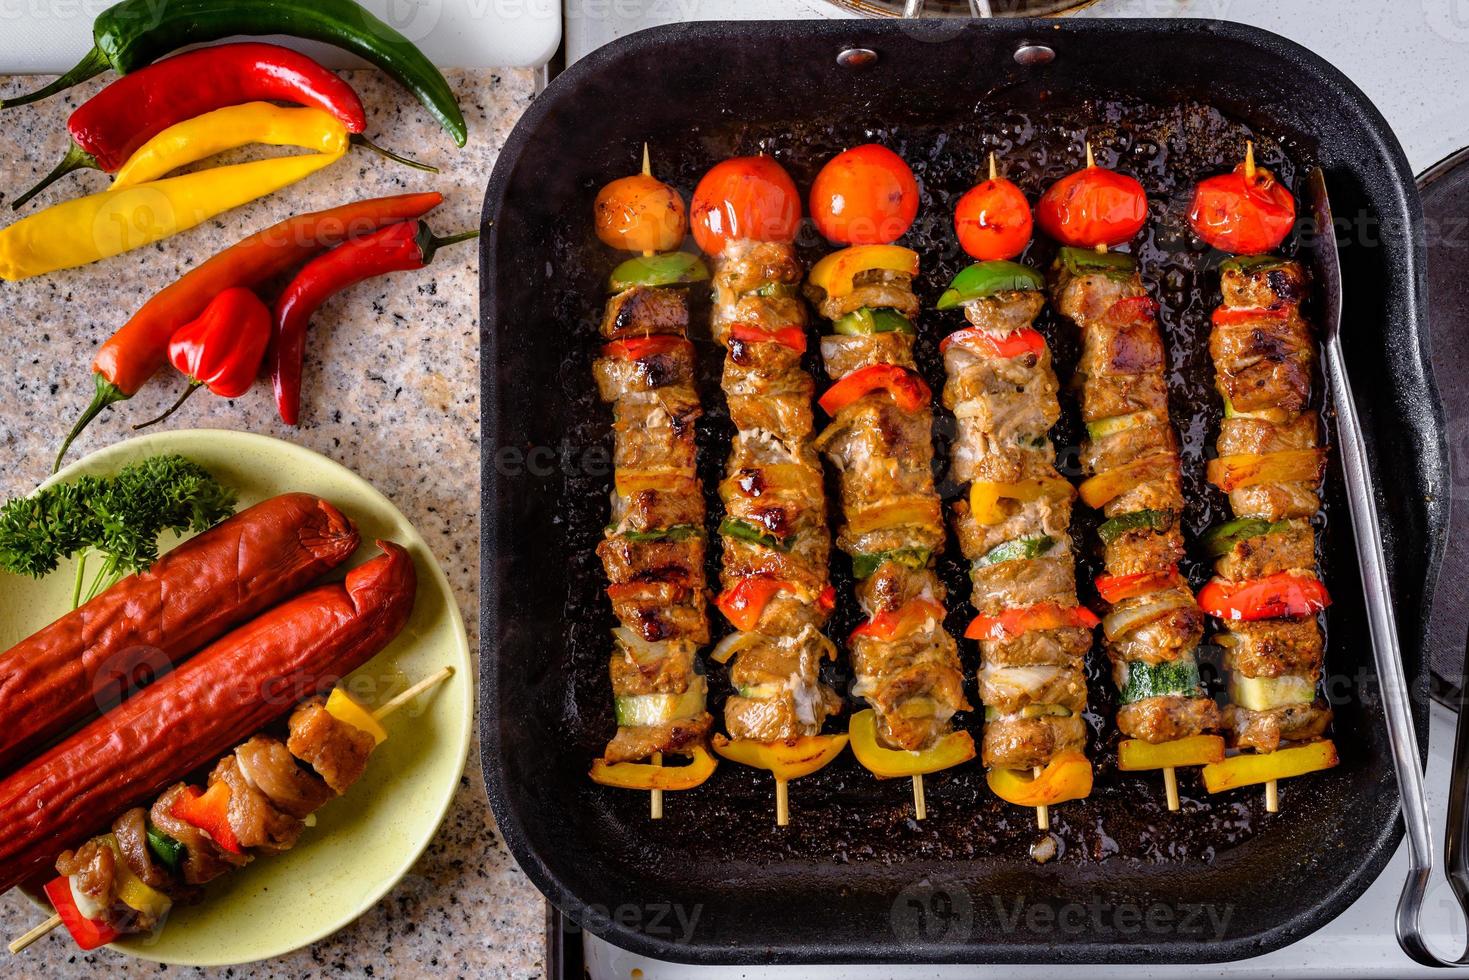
left=0, top=454, right=236, bottom=606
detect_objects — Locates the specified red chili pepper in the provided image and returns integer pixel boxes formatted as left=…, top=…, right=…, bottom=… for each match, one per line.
left=1105, top=295, right=1159, bottom=323
left=1211, top=305, right=1291, bottom=326
left=1096, top=565, right=1183, bottom=605
left=1198, top=572, right=1331, bottom=622
left=716, top=576, right=790, bottom=632
left=1188, top=146, right=1296, bottom=255
left=818, top=584, right=836, bottom=613
left=1037, top=162, right=1148, bottom=249
left=965, top=603, right=1100, bottom=641
left=851, top=598, right=946, bottom=642
left=133, top=288, right=272, bottom=430
left=12, top=43, right=369, bottom=210
left=818, top=364, right=931, bottom=416
left=603, top=335, right=689, bottom=360
left=43, top=876, right=121, bottom=951
left=270, top=220, right=479, bottom=425
left=939, top=326, right=1046, bottom=359
left=729, top=322, right=807, bottom=353
left=170, top=782, right=243, bottom=854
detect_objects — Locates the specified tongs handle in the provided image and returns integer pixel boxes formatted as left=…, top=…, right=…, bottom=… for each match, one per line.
left=1326, top=332, right=1469, bottom=966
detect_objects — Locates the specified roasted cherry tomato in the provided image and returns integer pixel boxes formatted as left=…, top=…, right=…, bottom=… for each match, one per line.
left=691, top=155, right=801, bottom=255
left=954, top=174, right=1032, bottom=260
left=1037, top=154, right=1148, bottom=249
left=1188, top=144, right=1296, bottom=255
left=809, top=144, right=919, bottom=245
left=594, top=172, right=687, bottom=253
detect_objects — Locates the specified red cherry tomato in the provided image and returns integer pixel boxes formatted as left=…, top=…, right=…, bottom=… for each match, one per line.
left=690, top=156, right=801, bottom=255
left=953, top=176, right=1033, bottom=260
left=1036, top=165, right=1148, bottom=249
left=1188, top=162, right=1296, bottom=255
left=594, top=173, right=687, bottom=253
left=809, top=144, right=919, bottom=245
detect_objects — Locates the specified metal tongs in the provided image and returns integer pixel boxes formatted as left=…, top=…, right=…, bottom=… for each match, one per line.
left=1307, top=167, right=1469, bottom=966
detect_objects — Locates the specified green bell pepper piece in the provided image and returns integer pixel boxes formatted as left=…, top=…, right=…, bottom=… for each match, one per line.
left=609, top=252, right=710, bottom=292
left=832, top=307, right=916, bottom=336
left=936, top=260, right=1045, bottom=310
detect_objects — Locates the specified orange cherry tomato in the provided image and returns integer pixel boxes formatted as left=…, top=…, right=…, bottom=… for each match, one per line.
left=953, top=176, right=1032, bottom=260
left=809, top=144, right=919, bottom=245
left=594, top=173, right=687, bottom=253
left=1188, top=161, right=1296, bottom=255
left=690, top=155, right=801, bottom=255
left=1037, top=165, right=1148, bottom=249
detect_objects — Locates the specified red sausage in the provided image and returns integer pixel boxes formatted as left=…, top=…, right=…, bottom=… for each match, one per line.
left=0, top=493, right=360, bottom=775
left=0, top=541, right=416, bottom=895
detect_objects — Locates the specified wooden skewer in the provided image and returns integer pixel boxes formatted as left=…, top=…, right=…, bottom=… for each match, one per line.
left=8, top=669, right=456, bottom=955
left=1243, top=139, right=1256, bottom=181
left=650, top=751, right=664, bottom=821
left=987, top=151, right=997, bottom=182
left=641, top=142, right=656, bottom=259
left=1265, top=778, right=1279, bottom=813
left=1034, top=766, right=1049, bottom=830
left=775, top=778, right=789, bottom=827
left=1163, top=766, right=1180, bottom=812
left=911, top=774, right=926, bottom=821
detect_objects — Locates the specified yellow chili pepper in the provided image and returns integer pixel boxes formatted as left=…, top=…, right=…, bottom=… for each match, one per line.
left=969, top=477, right=1075, bottom=526
left=1201, top=739, right=1337, bottom=793
left=113, top=103, right=349, bottom=188
left=808, top=244, right=919, bottom=299
left=986, top=751, right=1093, bottom=806
left=326, top=687, right=388, bottom=745
left=1117, top=734, right=1225, bottom=771
left=848, top=708, right=975, bottom=778
left=712, top=733, right=849, bottom=780
left=0, top=152, right=343, bottom=281
left=588, top=745, right=718, bottom=791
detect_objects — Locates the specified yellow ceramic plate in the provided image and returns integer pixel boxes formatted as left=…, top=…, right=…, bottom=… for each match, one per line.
left=1, top=430, right=473, bottom=967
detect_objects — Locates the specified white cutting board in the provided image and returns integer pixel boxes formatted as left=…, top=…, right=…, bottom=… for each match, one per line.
left=0, top=0, right=560, bottom=72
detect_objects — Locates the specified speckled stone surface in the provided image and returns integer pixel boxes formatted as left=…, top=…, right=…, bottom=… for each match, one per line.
left=0, top=68, right=545, bottom=978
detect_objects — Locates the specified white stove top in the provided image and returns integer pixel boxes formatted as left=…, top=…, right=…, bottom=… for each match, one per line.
left=566, top=1, right=1469, bottom=975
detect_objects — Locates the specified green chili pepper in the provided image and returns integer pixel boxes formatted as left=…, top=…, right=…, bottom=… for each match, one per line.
left=1057, top=246, right=1136, bottom=280
left=146, top=823, right=185, bottom=873
left=832, top=307, right=916, bottom=336
left=718, top=517, right=790, bottom=552
left=1097, top=508, right=1176, bottom=546
left=608, top=252, right=710, bottom=292
left=973, top=535, right=1054, bottom=569
left=1201, top=518, right=1291, bottom=558
left=935, top=261, right=1045, bottom=310
left=850, top=547, right=931, bottom=579
left=1219, top=254, right=1291, bottom=276
left=2, top=0, right=468, bottom=146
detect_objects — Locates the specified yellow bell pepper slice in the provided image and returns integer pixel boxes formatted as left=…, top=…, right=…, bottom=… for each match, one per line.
left=1117, top=734, right=1225, bottom=771
left=1077, top=453, right=1173, bottom=509
left=1201, top=739, right=1338, bottom=793
left=987, top=751, right=1093, bottom=806
left=615, top=469, right=696, bottom=497
left=848, top=708, right=975, bottom=778
left=589, top=745, right=718, bottom=790
left=0, top=151, right=344, bottom=281
left=99, top=834, right=172, bottom=919
left=808, top=244, right=919, bottom=300
left=113, top=103, right=350, bottom=188
left=712, top=733, right=849, bottom=780
left=1206, top=449, right=1327, bottom=493
left=327, top=687, right=388, bottom=745
left=846, top=497, right=942, bottom=536
left=969, top=477, right=1075, bottom=526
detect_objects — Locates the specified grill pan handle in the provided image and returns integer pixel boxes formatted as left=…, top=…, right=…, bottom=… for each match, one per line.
left=1308, top=167, right=1469, bottom=966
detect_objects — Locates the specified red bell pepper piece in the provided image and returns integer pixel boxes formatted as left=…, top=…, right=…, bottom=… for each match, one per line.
left=133, top=287, right=272, bottom=430
left=170, top=782, right=243, bottom=854
left=939, top=326, right=1046, bottom=359
left=44, top=876, right=120, bottom=951
left=818, top=584, right=836, bottom=613
left=1198, top=572, right=1331, bottom=622
left=851, top=598, right=946, bottom=643
left=818, top=364, right=931, bottom=415
left=729, top=322, right=807, bottom=353
left=965, top=603, right=1100, bottom=641
left=1105, top=295, right=1159, bottom=323
left=1095, top=565, right=1184, bottom=605
left=1211, top=305, right=1291, bottom=326
left=270, top=220, right=479, bottom=425
left=716, top=576, right=789, bottom=632
left=603, top=335, right=689, bottom=360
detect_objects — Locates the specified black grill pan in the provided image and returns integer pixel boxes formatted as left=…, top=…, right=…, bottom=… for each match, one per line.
left=480, top=18, right=1444, bottom=965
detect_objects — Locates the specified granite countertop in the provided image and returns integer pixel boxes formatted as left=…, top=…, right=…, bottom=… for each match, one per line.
left=0, top=68, right=545, bottom=978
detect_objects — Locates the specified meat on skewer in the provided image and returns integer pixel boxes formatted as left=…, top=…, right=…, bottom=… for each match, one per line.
left=1038, top=144, right=1225, bottom=811
left=1188, top=143, right=1339, bottom=808
left=691, top=156, right=848, bottom=826
left=587, top=151, right=719, bottom=812
left=938, top=155, right=1098, bottom=825
left=806, top=144, right=976, bottom=820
